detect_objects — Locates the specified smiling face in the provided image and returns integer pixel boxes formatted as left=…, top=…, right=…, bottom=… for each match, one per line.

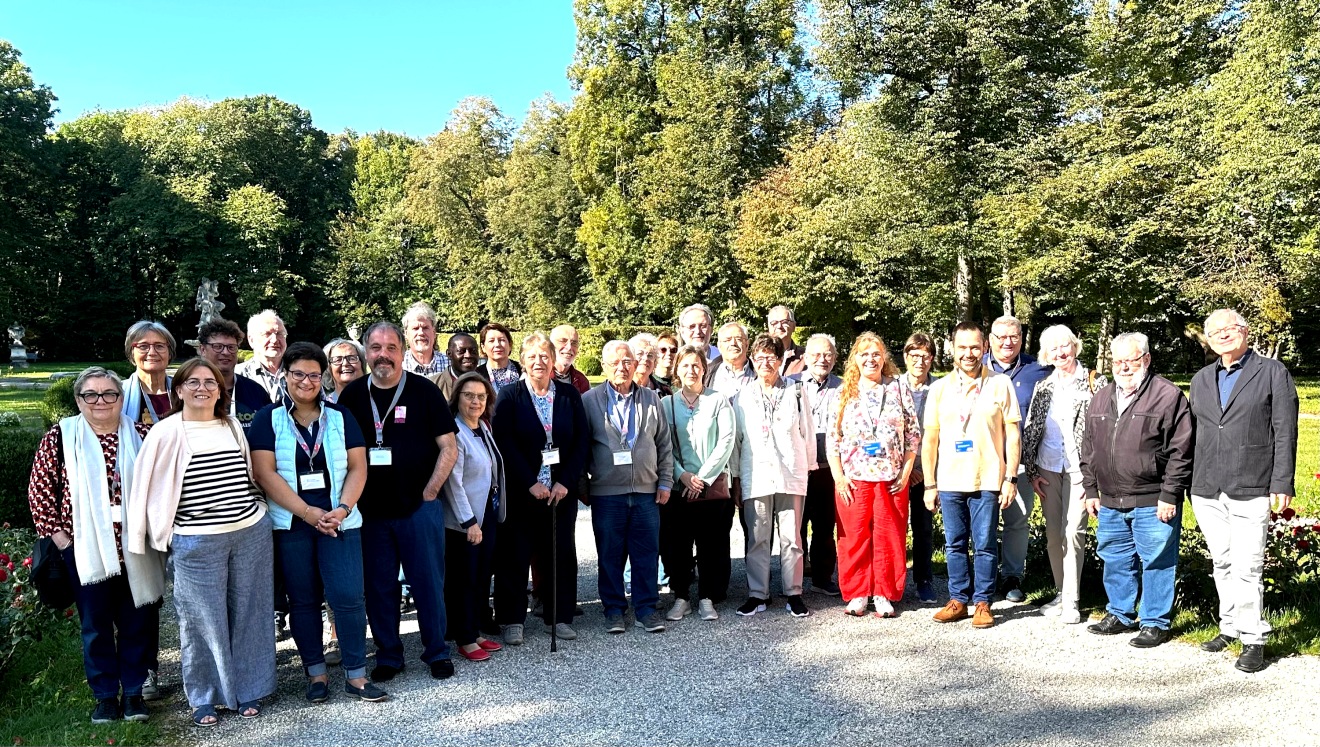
left=448, top=335, right=479, bottom=374
left=717, top=324, right=748, bottom=366
left=804, top=338, right=836, bottom=380
left=953, top=328, right=985, bottom=377
left=367, top=328, right=405, bottom=386
left=1111, top=339, right=1150, bottom=391
left=751, top=347, right=781, bottom=385
left=989, top=321, right=1021, bottom=366
left=603, top=346, right=636, bottom=388
left=1205, top=311, right=1249, bottom=359
left=406, top=317, right=436, bottom=360
left=680, top=310, right=712, bottom=351
left=551, top=326, right=580, bottom=371
left=328, top=343, right=363, bottom=390
left=131, top=331, right=171, bottom=376
left=767, top=309, right=796, bottom=344
left=522, top=341, right=555, bottom=387
left=250, top=320, right=287, bottom=367
left=198, top=334, right=240, bottom=379
left=76, top=376, right=123, bottom=428
left=457, top=379, right=489, bottom=425
left=286, top=358, right=325, bottom=406
left=853, top=340, right=887, bottom=383
left=904, top=345, right=933, bottom=382
left=632, top=343, right=657, bottom=382
left=656, top=337, right=678, bottom=376
left=177, top=366, right=221, bottom=417
left=483, top=329, right=511, bottom=365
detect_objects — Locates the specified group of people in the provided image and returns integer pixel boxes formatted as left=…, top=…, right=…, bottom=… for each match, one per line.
left=26, top=302, right=1302, bottom=727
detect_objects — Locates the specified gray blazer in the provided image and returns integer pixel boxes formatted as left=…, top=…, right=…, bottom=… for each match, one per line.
left=441, top=419, right=507, bottom=532
left=582, top=383, right=674, bottom=496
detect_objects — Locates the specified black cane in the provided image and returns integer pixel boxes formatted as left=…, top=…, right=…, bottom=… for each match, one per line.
left=550, top=494, right=558, bottom=653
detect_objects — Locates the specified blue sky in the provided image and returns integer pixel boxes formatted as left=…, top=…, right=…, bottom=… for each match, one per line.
left=1, top=0, right=579, bottom=137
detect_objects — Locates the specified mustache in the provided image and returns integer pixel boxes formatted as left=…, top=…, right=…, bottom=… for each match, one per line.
left=372, top=357, right=394, bottom=369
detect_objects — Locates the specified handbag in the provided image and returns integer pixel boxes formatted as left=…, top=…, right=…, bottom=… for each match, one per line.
left=31, top=536, right=75, bottom=610
left=669, top=396, right=731, bottom=502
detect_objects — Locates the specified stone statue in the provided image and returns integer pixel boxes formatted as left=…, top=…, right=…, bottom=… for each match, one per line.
left=8, top=322, right=27, bottom=368
left=7, top=324, right=22, bottom=347
left=195, top=279, right=225, bottom=329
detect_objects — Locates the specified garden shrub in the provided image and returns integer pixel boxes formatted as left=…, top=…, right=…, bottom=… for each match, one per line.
left=0, top=428, right=41, bottom=528
left=39, top=378, right=76, bottom=430
left=0, top=526, right=76, bottom=673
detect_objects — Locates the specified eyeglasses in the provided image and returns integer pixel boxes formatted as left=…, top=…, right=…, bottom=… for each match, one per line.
left=1206, top=324, right=1245, bottom=339
left=204, top=342, right=238, bottom=354
left=460, top=392, right=488, bottom=402
left=132, top=342, right=168, bottom=354
left=768, top=319, right=792, bottom=328
left=287, top=371, right=324, bottom=384
left=1113, top=355, right=1147, bottom=369
left=182, top=378, right=219, bottom=391
left=752, top=355, right=779, bottom=365
left=78, top=391, right=121, bottom=404
left=991, top=334, right=1021, bottom=343
left=906, top=352, right=932, bottom=363
left=606, top=359, right=635, bottom=368
left=329, top=355, right=360, bottom=366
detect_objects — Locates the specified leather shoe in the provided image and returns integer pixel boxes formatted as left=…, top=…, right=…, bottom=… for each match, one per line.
left=932, top=600, right=968, bottom=623
left=1201, top=633, right=1237, bottom=653
left=1087, top=613, right=1138, bottom=636
left=1129, top=626, right=1170, bottom=648
left=971, top=601, right=994, bottom=629
left=1236, top=644, right=1266, bottom=673
left=430, top=659, right=455, bottom=680
left=370, top=663, right=404, bottom=682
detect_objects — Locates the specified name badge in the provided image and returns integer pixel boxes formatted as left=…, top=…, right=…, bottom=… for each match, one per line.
left=954, top=439, right=974, bottom=454
left=299, top=472, right=327, bottom=491
left=862, top=441, right=884, bottom=456
left=369, top=447, right=394, bottom=466
left=394, top=406, right=407, bottom=423
left=542, top=448, right=561, bottom=466
left=110, top=504, right=123, bottom=524
left=613, top=450, right=633, bottom=466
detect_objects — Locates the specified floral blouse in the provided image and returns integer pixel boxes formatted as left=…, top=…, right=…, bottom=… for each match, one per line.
left=827, top=377, right=921, bottom=482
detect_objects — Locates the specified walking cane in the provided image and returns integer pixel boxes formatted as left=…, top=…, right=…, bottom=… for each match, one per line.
left=550, top=492, right=558, bottom=653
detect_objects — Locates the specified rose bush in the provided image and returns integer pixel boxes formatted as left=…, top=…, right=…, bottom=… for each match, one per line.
left=0, top=526, right=75, bottom=672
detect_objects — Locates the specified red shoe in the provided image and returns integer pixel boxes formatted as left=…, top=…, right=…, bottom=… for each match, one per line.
left=476, top=638, right=503, bottom=653
left=457, top=646, right=490, bottom=662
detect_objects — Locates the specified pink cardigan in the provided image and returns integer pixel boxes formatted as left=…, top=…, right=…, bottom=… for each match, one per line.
left=126, top=414, right=253, bottom=554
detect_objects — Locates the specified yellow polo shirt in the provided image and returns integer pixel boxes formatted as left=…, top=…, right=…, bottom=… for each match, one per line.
left=924, top=367, right=1020, bottom=492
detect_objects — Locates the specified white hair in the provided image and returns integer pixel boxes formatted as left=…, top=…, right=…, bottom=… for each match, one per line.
left=1036, top=325, right=1082, bottom=364
left=602, top=339, right=635, bottom=362
left=1205, top=308, right=1248, bottom=332
left=991, top=315, right=1023, bottom=335
left=1111, top=332, right=1150, bottom=356
left=628, top=332, right=659, bottom=356
left=401, top=301, right=437, bottom=329
left=718, top=321, right=749, bottom=339
left=246, top=309, right=286, bottom=340
left=678, top=304, right=714, bottom=329
left=767, top=305, right=796, bottom=324
left=805, top=332, right=837, bottom=352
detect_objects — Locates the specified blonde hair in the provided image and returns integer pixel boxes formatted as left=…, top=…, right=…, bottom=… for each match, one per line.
left=835, top=332, right=901, bottom=438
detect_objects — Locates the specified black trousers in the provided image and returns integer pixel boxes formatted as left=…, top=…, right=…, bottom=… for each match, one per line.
left=444, top=506, right=498, bottom=646
left=801, top=468, right=837, bottom=585
left=909, top=478, right=936, bottom=585
left=493, top=495, right=579, bottom=626
left=660, top=495, right=735, bottom=603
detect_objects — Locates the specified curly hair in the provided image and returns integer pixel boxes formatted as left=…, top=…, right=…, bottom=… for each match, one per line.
left=834, top=332, right=901, bottom=438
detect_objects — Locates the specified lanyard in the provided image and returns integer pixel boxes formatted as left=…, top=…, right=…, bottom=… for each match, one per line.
left=610, top=386, right=636, bottom=448
left=957, top=374, right=985, bottom=436
left=857, top=380, right=889, bottom=438
left=527, top=380, right=556, bottom=448
left=288, top=405, right=328, bottom=462
left=142, top=392, right=163, bottom=425
left=760, top=384, right=786, bottom=434
left=368, top=374, right=407, bottom=447
left=808, top=377, right=832, bottom=422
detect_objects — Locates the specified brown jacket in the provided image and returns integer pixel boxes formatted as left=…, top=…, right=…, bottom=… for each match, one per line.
left=1080, top=374, right=1193, bottom=508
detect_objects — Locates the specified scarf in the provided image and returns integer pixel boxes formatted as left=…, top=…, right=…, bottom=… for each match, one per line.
left=120, top=373, right=170, bottom=425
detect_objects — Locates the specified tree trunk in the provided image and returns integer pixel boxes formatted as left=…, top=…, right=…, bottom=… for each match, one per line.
left=955, top=251, right=972, bottom=321
left=1096, top=309, right=1113, bottom=374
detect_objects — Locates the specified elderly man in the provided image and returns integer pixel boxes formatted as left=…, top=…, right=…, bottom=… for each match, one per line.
left=195, top=318, right=271, bottom=431
left=984, top=315, right=1051, bottom=603
left=551, top=324, right=591, bottom=394
left=1081, top=332, right=1192, bottom=649
left=583, top=341, right=674, bottom=634
left=767, top=305, right=806, bottom=376
left=706, top=322, right=755, bottom=400
left=427, top=332, right=480, bottom=401
left=1190, top=310, right=1298, bottom=672
left=788, top=333, right=842, bottom=595
left=236, top=309, right=288, bottom=402
left=338, top=322, right=459, bottom=680
left=924, top=322, right=1020, bottom=629
left=401, top=302, right=449, bottom=376
left=678, top=303, right=718, bottom=361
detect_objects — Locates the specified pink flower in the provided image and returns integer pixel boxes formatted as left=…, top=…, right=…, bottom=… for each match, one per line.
left=21, top=557, right=31, bottom=568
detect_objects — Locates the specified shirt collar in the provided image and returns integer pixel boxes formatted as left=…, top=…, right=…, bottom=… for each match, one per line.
left=1216, top=348, right=1253, bottom=373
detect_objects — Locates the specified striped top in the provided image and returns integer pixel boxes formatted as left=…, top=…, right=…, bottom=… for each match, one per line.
left=173, top=420, right=266, bottom=535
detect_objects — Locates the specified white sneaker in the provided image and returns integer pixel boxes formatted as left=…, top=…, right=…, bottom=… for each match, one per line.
left=666, top=598, right=691, bottom=621
left=872, top=596, right=895, bottom=618
left=1040, top=594, right=1063, bottom=616
left=1060, top=607, right=1083, bottom=624
left=845, top=597, right=868, bottom=616
left=698, top=599, right=718, bottom=620
left=141, top=669, right=162, bottom=701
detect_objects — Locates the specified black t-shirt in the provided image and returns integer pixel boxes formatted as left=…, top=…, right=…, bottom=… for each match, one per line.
left=339, top=371, right=457, bottom=519
left=232, top=374, right=274, bottom=432
left=248, top=401, right=367, bottom=510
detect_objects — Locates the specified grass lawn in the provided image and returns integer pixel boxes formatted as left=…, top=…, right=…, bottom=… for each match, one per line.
left=0, top=388, right=45, bottom=428
left=1, top=363, right=114, bottom=381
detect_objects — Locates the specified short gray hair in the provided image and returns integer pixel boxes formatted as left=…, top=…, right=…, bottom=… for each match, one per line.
left=74, top=366, right=123, bottom=395
left=363, top=321, right=406, bottom=348
left=628, top=333, right=659, bottom=358
left=323, top=337, right=365, bottom=361
left=805, top=332, right=837, bottom=352
left=767, top=305, right=796, bottom=324
left=678, top=304, right=714, bottom=330
left=402, top=301, right=437, bottom=330
left=602, top=339, right=635, bottom=363
left=717, top=321, right=749, bottom=339
left=1111, top=332, right=1150, bottom=356
left=990, top=315, right=1023, bottom=335
left=124, top=320, right=177, bottom=363
left=1036, top=325, right=1082, bottom=364
left=246, top=310, right=286, bottom=341
left=1205, top=308, right=1248, bottom=332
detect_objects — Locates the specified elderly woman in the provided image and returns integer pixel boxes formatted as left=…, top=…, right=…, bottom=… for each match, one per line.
left=629, top=333, right=673, bottom=397
left=901, top=332, right=939, bottom=603
left=653, top=332, right=680, bottom=391
left=443, top=372, right=507, bottom=661
left=659, top=345, right=735, bottom=622
left=479, top=322, right=523, bottom=391
left=491, top=333, right=589, bottom=644
left=323, top=338, right=367, bottom=403
left=827, top=333, right=921, bottom=618
left=127, top=358, right=274, bottom=727
left=1023, top=325, right=1106, bottom=625
left=27, top=367, right=164, bottom=724
left=249, top=343, right=385, bottom=704
left=732, top=335, right=815, bottom=618
left=122, top=321, right=175, bottom=428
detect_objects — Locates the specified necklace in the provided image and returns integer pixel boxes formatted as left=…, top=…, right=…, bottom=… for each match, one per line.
left=293, top=406, right=320, bottom=426
left=680, top=390, right=701, bottom=413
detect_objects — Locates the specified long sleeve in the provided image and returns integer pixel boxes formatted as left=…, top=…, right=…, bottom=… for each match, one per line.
left=443, top=433, right=477, bottom=528
left=27, top=426, right=68, bottom=539
left=696, top=398, right=736, bottom=483
left=561, top=387, right=591, bottom=492
left=492, top=389, right=536, bottom=497
left=1080, top=396, right=1100, bottom=501
left=1159, top=391, right=1195, bottom=505
left=654, top=396, right=674, bottom=491
left=799, top=383, right=817, bottom=468
left=1270, top=364, right=1300, bottom=496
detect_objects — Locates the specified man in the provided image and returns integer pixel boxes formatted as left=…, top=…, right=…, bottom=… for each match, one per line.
left=401, top=301, right=449, bottom=375
left=924, top=321, right=1020, bottom=629
left=788, top=333, right=841, bottom=595
left=550, top=324, right=591, bottom=394
left=767, top=305, right=806, bottom=376
left=583, top=340, right=674, bottom=634
left=427, top=332, right=480, bottom=401
left=1080, top=332, right=1192, bottom=649
left=195, top=318, right=271, bottom=431
left=338, top=321, right=459, bottom=681
left=235, top=309, right=287, bottom=401
left=1189, top=310, right=1298, bottom=672
left=678, top=303, right=718, bottom=361
left=983, top=315, right=1050, bottom=603
left=706, top=322, right=755, bottom=399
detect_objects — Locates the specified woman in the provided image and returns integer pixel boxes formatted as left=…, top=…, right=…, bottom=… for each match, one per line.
left=126, top=358, right=274, bottom=727
left=629, top=333, right=672, bottom=397
left=443, top=372, right=507, bottom=661
left=1022, top=325, right=1106, bottom=625
left=901, top=333, right=938, bottom=603
left=653, top=332, right=680, bottom=391
left=323, top=338, right=367, bottom=403
left=491, top=333, right=589, bottom=645
left=249, top=343, right=386, bottom=703
left=659, top=346, right=735, bottom=621
left=27, top=367, right=165, bottom=724
left=732, top=335, right=815, bottom=618
left=122, top=321, right=175, bottom=428
left=827, top=333, right=921, bottom=618
left=478, top=322, right=522, bottom=392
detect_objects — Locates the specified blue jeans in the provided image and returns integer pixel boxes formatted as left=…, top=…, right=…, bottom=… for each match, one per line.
left=939, top=491, right=1000, bottom=604
left=1097, top=505, right=1181, bottom=629
left=276, top=523, right=369, bottom=680
left=592, top=493, right=661, bottom=618
left=361, top=499, right=450, bottom=667
left=62, top=546, right=158, bottom=700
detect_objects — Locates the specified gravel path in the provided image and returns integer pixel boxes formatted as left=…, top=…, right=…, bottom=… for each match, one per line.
left=154, top=507, right=1320, bottom=747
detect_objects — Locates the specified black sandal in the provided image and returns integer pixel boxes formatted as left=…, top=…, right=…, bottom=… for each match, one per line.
left=191, top=705, right=219, bottom=727
left=238, top=700, right=262, bottom=719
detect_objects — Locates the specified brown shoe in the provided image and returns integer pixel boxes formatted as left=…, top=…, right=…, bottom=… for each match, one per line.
left=972, top=601, right=994, bottom=628
left=933, top=600, right=968, bottom=623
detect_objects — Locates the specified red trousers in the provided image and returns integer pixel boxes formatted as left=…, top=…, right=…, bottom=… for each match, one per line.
left=836, top=479, right=910, bottom=602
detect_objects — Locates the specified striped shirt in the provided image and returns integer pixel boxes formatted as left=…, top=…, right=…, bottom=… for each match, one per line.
left=174, top=420, right=265, bottom=534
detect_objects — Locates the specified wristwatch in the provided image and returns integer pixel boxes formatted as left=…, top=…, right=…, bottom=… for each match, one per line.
left=1006, top=475, right=1018, bottom=485
left=336, top=502, right=354, bottom=515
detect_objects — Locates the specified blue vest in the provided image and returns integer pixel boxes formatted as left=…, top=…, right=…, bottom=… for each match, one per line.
left=268, top=405, right=359, bottom=531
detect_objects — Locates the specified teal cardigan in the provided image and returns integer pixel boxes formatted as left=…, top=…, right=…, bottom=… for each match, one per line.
left=660, top=390, right=736, bottom=484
